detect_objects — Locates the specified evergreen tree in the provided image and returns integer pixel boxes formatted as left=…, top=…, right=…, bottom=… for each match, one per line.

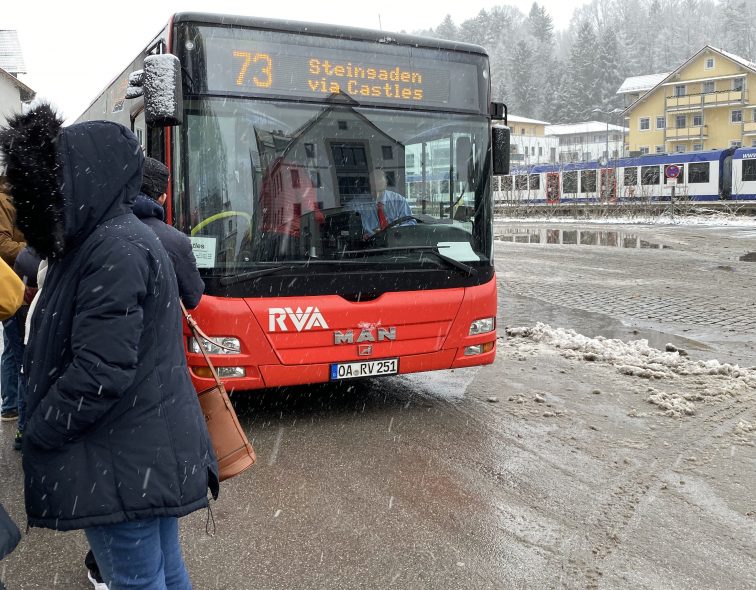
left=528, top=2, right=554, bottom=44
left=509, top=40, right=538, bottom=118
left=564, top=20, right=601, bottom=120
left=435, top=15, right=458, bottom=41
left=596, top=28, right=623, bottom=110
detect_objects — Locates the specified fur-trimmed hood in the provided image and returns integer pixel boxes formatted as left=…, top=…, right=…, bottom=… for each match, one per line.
left=0, top=104, right=143, bottom=259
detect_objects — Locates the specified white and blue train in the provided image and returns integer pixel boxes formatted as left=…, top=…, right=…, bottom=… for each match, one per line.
left=494, top=147, right=756, bottom=204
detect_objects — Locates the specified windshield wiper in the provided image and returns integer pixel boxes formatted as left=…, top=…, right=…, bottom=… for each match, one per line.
left=218, top=260, right=371, bottom=286
left=340, top=246, right=478, bottom=276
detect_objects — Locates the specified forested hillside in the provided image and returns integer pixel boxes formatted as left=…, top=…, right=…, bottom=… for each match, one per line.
left=416, top=0, right=755, bottom=123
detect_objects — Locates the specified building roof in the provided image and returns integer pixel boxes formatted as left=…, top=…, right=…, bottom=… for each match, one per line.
left=546, top=121, right=628, bottom=136
left=623, top=45, right=756, bottom=114
left=0, top=30, right=26, bottom=75
left=0, top=66, right=35, bottom=100
left=616, top=73, right=670, bottom=95
left=507, top=114, right=551, bottom=126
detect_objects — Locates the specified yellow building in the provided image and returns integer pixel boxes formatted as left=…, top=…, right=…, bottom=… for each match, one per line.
left=623, top=46, right=756, bottom=155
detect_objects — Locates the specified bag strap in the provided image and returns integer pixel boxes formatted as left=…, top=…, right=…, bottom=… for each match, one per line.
left=180, top=301, right=226, bottom=389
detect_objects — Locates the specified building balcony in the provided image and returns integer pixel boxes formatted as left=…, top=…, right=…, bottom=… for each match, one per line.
left=666, top=90, right=747, bottom=112
left=743, top=121, right=756, bottom=136
left=666, top=125, right=708, bottom=141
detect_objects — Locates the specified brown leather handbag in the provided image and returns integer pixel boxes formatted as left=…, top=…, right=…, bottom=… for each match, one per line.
left=182, top=303, right=256, bottom=481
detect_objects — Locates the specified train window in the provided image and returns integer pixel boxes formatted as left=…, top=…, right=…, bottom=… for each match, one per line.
left=641, top=166, right=661, bottom=185
left=563, top=171, right=578, bottom=192
left=515, top=175, right=528, bottom=190
left=688, top=163, right=709, bottom=183
left=529, top=174, right=540, bottom=189
left=624, top=167, right=638, bottom=186
left=743, top=160, right=756, bottom=182
left=581, top=170, right=596, bottom=193
left=502, top=176, right=513, bottom=190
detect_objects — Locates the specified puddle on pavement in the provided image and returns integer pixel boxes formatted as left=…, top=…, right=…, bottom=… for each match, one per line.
left=739, top=252, right=756, bottom=262
left=496, top=228, right=671, bottom=250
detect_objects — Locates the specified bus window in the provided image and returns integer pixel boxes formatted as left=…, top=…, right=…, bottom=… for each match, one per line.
left=502, top=175, right=513, bottom=191
left=529, top=174, right=540, bottom=190
left=515, top=175, right=528, bottom=190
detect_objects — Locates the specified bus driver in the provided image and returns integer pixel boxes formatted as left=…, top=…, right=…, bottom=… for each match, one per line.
left=350, top=168, right=415, bottom=238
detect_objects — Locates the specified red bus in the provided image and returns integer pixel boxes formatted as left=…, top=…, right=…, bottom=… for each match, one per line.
left=78, top=12, right=509, bottom=391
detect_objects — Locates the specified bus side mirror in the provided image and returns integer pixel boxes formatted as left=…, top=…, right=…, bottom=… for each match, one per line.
left=127, top=54, right=183, bottom=127
left=492, top=126, right=510, bottom=176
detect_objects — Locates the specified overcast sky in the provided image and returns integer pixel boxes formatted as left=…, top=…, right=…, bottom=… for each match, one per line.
left=4, top=1, right=588, bottom=122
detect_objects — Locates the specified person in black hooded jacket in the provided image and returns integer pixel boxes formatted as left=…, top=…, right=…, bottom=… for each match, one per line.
left=134, top=157, right=204, bottom=309
left=0, top=104, right=219, bottom=590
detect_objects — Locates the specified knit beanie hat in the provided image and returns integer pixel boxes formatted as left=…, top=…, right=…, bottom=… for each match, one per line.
left=141, top=157, right=169, bottom=199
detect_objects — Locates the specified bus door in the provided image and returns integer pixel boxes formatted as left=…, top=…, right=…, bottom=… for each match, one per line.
left=599, top=168, right=617, bottom=203
left=720, top=149, right=734, bottom=199
left=546, top=172, right=560, bottom=204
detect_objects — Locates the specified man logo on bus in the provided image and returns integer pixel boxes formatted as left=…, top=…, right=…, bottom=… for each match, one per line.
left=268, top=307, right=329, bottom=332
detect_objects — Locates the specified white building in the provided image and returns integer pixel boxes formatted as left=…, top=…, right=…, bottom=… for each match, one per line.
left=507, top=115, right=560, bottom=165
left=545, top=121, right=629, bottom=163
left=616, top=72, right=670, bottom=108
left=0, top=30, right=35, bottom=126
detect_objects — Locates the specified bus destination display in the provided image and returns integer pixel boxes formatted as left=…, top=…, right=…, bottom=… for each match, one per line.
left=199, top=29, right=482, bottom=112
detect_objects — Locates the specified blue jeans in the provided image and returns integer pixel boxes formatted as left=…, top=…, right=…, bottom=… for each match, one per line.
left=1, top=319, right=20, bottom=415
left=85, top=517, right=192, bottom=590
left=1, top=317, right=25, bottom=427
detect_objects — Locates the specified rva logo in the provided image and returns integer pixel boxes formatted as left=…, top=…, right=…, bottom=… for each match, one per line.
left=268, top=307, right=329, bottom=332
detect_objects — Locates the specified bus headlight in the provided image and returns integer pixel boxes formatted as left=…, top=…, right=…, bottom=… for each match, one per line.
left=469, top=318, right=495, bottom=335
left=189, top=337, right=241, bottom=355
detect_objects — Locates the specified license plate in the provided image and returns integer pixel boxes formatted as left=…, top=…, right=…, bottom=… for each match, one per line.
left=330, top=358, right=399, bottom=380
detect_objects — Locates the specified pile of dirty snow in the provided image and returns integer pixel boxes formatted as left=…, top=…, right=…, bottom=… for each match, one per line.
left=504, top=323, right=756, bottom=417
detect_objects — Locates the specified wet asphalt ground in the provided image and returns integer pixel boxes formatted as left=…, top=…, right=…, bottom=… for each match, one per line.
left=1, top=222, right=755, bottom=589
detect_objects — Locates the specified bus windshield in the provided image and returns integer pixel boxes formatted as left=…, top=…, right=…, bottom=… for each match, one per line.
left=177, top=98, right=491, bottom=274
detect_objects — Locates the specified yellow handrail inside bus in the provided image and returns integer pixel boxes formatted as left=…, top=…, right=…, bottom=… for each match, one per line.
left=190, top=211, right=252, bottom=236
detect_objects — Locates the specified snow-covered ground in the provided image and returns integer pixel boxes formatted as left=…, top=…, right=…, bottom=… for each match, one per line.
left=505, top=323, right=756, bottom=420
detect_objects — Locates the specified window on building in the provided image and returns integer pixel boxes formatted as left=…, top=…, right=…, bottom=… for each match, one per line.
left=382, top=146, right=393, bottom=160
left=624, top=167, right=638, bottom=186
left=688, top=162, right=710, bottom=183
left=406, top=153, right=415, bottom=168
left=730, top=140, right=742, bottom=148
left=675, top=85, right=686, bottom=97
left=563, top=171, right=578, bottom=192
left=656, top=116, right=665, bottom=129
left=584, top=152, right=592, bottom=161
left=639, top=118, right=650, bottom=130
left=529, top=174, right=540, bottom=189
left=521, top=128, right=526, bottom=135
left=752, top=139, right=756, bottom=148
left=309, top=170, right=322, bottom=188
left=581, top=170, right=597, bottom=193
left=639, top=146, right=650, bottom=155
left=693, top=114, right=703, bottom=126
left=676, top=115, right=687, bottom=128
left=655, top=146, right=664, bottom=153
left=732, top=110, right=743, bottom=123
left=733, top=78, right=744, bottom=92
left=703, top=81, right=715, bottom=94
left=675, top=145, right=686, bottom=153
left=515, top=175, right=528, bottom=190
left=641, top=165, right=660, bottom=184
left=531, top=146, right=536, bottom=156
left=705, top=57, right=715, bottom=69
left=538, top=146, right=543, bottom=156
left=693, top=143, right=703, bottom=151
left=743, top=160, right=756, bottom=181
